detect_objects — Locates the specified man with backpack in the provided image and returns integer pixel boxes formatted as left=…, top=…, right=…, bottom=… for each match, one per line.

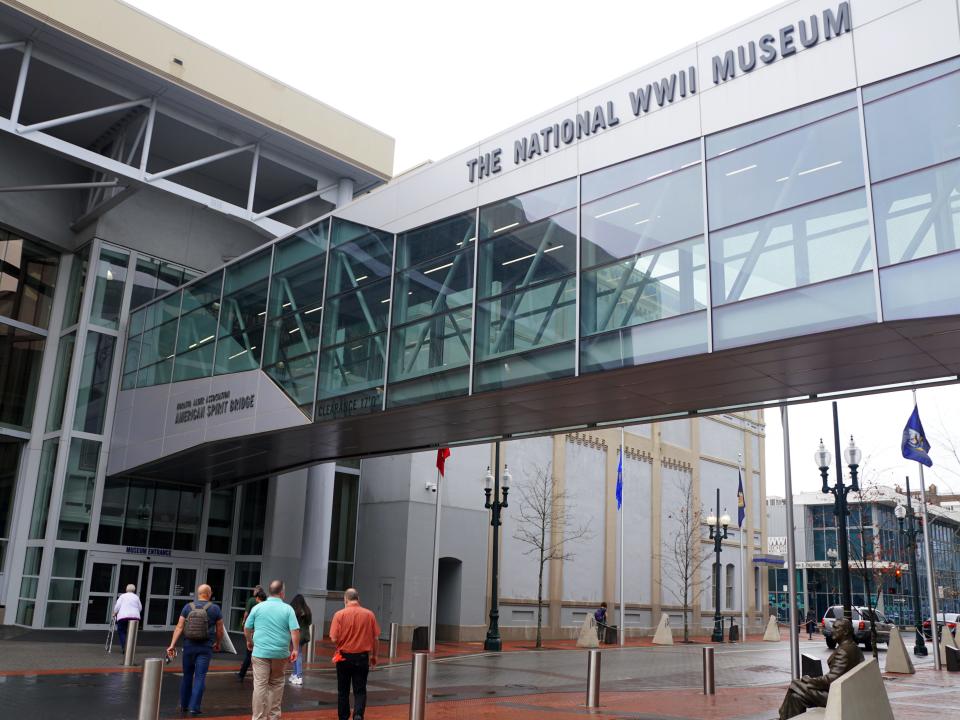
left=166, top=584, right=224, bottom=716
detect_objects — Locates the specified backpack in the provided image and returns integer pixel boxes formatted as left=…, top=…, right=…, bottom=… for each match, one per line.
left=184, top=601, right=212, bottom=642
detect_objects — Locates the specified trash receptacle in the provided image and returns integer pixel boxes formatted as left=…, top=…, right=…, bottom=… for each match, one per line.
left=604, top=625, right=618, bottom=645
left=411, top=626, right=429, bottom=652
left=729, top=623, right=739, bottom=643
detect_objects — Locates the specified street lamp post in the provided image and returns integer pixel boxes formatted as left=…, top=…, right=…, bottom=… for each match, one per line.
left=707, top=488, right=731, bottom=643
left=827, top=547, right=838, bottom=607
left=483, top=442, right=511, bottom=652
left=895, top=476, right=928, bottom=657
left=814, top=402, right=860, bottom=620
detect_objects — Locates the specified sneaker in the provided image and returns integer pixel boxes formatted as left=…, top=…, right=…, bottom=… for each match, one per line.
left=289, top=675, right=303, bottom=686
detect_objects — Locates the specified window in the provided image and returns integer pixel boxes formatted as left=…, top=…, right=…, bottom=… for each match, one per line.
left=214, top=251, right=270, bottom=375
left=754, top=566, right=761, bottom=609
left=57, top=438, right=100, bottom=542
left=0, top=323, right=45, bottom=431
left=89, top=246, right=128, bottom=329
left=229, top=561, right=261, bottom=632
left=0, top=441, right=19, bottom=573
left=262, top=222, right=328, bottom=409
left=327, top=470, right=359, bottom=591
left=387, top=212, right=476, bottom=407
left=237, top=479, right=268, bottom=555
left=44, top=548, right=85, bottom=628
left=28, top=439, right=58, bottom=540
left=16, top=547, right=42, bottom=625
left=45, top=333, right=76, bottom=432
left=172, top=273, right=222, bottom=383
left=63, top=247, right=89, bottom=329
left=205, top=489, right=235, bottom=554
left=725, top=563, right=735, bottom=610
left=96, top=478, right=204, bottom=551
left=0, top=233, right=59, bottom=329
left=73, top=332, right=116, bottom=434
left=135, top=290, right=181, bottom=387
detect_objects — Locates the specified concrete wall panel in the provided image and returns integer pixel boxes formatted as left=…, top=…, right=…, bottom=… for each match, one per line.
left=562, top=441, right=605, bottom=603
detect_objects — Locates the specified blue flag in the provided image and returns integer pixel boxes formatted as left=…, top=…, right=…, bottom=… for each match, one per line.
left=902, top=405, right=933, bottom=467
left=737, top=469, right=745, bottom=528
left=616, top=449, right=623, bottom=510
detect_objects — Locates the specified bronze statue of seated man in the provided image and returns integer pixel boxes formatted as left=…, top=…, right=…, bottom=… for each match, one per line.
left=778, top=617, right=864, bottom=719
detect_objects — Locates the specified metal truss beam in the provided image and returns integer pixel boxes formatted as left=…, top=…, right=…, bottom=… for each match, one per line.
left=18, top=97, right=151, bottom=134
left=146, top=143, right=256, bottom=182
left=0, top=180, right=120, bottom=192
left=71, top=186, right=139, bottom=233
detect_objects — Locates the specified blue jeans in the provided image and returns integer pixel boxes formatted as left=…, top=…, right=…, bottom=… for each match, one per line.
left=180, top=644, right=213, bottom=712
left=293, top=642, right=306, bottom=677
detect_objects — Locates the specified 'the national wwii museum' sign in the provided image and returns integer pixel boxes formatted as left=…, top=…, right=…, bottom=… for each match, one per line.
left=466, top=2, right=852, bottom=182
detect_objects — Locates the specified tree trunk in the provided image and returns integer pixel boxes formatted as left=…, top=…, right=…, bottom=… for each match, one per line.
left=537, top=554, right=544, bottom=648
left=683, top=582, right=690, bottom=643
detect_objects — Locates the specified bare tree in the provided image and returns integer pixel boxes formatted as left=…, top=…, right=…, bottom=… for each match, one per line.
left=657, top=473, right=712, bottom=643
left=512, top=462, right=592, bottom=648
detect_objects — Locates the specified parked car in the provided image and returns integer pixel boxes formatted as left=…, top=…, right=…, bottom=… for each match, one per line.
left=922, top=613, right=960, bottom=639
left=821, top=605, right=892, bottom=649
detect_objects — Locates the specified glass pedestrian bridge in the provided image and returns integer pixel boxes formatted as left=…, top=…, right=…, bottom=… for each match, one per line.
left=110, top=57, right=960, bottom=485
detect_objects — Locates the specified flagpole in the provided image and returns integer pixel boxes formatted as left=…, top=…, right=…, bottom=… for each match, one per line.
left=913, top=391, right=941, bottom=670
left=619, top=427, right=625, bottom=647
left=428, top=464, right=442, bottom=654
left=739, top=453, right=746, bottom=640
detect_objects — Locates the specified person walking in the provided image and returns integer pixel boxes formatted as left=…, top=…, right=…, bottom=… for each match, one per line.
left=805, top=609, right=817, bottom=641
left=330, top=588, right=380, bottom=720
left=244, top=580, right=300, bottom=720
left=288, top=594, right=312, bottom=686
left=237, top=586, right=266, bottom=681
left=112, top=583, right=142, bottom=652
left=594, top=601, right=608, bottom=643
left=166, top=584, right=224, bottom=716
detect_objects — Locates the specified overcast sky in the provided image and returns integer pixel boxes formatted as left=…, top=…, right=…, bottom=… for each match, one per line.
left=124, top=0, right=960, bottom=500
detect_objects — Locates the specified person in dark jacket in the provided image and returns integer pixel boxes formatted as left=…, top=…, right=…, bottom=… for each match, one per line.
left=288, top=594, right=312, bottom=686
left=237, top=586, right=266, bottom=681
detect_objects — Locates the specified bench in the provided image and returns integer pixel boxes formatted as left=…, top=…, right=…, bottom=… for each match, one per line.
left=804, top=659, right=893, bottom=720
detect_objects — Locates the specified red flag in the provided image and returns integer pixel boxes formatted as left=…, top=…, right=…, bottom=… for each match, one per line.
left=436, top=448, right=451, bottom=477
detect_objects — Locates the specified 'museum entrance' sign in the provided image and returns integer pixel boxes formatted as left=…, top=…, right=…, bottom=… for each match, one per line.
left=466, top=2, right=851, bottom=182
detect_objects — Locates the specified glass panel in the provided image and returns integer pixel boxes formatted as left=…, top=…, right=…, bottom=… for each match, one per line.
left=267, top=226, right=327, bottom=319
left=474, top=277, right=576, bottom=361
left=174, top=487, right=202, bottom=551
left=865, top=65, right=960, bottom=182
left=712, top=272, right=876, bottom=350
left=0, top=442, right=18, bottom=547
left=28, top=439, right=58, bottom=540
left=172, top=307, right=217, bottom=383
left=73, top=332, right=116, bottom=434
left=387, top=367, right=470, bottom=408
left=51, top=547, right=85, bottom=578
left=16, top=600, right=35, bottom=625
left=130, top=257, right=160, bottom=311
left=149, top=484, right=179, bottom=549
left=326, top=219, right=393, bottom=295
left=262, top=315, right=320, bottom=408
left=156, top=262, right=185, bottom=299
left=317, top=334, right=386, bottom=400
left=22, top=546, right=42, bottom=576
left=880, top=251, right=960, bottom=321
left=206, top=568, right=225, bottom=604
left=479, top=179, right=577, bottom=239
left=581, top=166, right=703, bottom=268
left=872, top=159, right=960, bottom=267
left=122, top=482, right=155, bottom=547
left=150, top=565, right=171, bottom=595
left=710, top=190, right=871, bottom=305
left=63, top=247, right=89, bottom=328
left=863, top=56, right=960, bottom=103
left=215, top=252, right=270, bottom=374
left=321, top=279, right=391, bottom=346
left=89, top=246, right=129, bottom=329
left=97, top=477, right=127, bottom=545
left=473, top=341, right=575, bottom=393
left=582, top=140, right=701, bottom=203
left=237, top=480, right=268, bottom=555
left=707, top=108, right=865, bottom=231
left=181, top=271, right=222, bottom=313
left=396, top=211, right=476, bottom=270
left=44, top=602, right=80, bottom=628
left=205, top=489, right=234, bottom=554
left=57, top=438, right=100, bottom=541
left=581, top=237, right=707, bottom=336
left=45, top=332, right=76, bottom=432
left=0, top=233, right=59, bottom=328
left=477, top=211, right=576, bottom=299
left=580, top=310, right=709, bottom=373
left=0, top=324, right=44, bottom=431
left=327, top=472, right=358, bottom=591
left=89, top=563, right=115, bottom=593
left=389, top=308, right=472, bottom=384
left=392, top=250, right=473, bottom=325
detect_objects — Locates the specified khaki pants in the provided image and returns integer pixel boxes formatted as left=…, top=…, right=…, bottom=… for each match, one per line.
left=252, top=656, right=287, bottom=720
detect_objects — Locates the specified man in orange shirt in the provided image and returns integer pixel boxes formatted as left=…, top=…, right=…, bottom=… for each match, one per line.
left=330, top=587, right=381, bottom=720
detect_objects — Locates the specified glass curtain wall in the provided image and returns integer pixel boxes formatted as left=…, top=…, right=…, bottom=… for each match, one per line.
left=579, top=140, right=707, bottom=372
left=0, top=440, right=19, bottom=573
left=474, top=179, right=577, bottom=392
left=388, top=211, right=475, bottom=406
left=214, top=251, right=270, bottom=375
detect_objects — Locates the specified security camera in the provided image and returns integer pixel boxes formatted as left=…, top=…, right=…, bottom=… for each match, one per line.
left=425, top=482, right=437, bottom=493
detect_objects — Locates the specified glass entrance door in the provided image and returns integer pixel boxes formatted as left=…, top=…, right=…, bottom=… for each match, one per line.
left=168, top=566, right=198, bottom=625
left=83, top=558, right=143, bottom=628
left=144, top=564, right=172, bottom=629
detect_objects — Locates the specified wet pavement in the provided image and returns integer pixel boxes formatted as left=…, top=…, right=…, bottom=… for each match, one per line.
left=0, top=635, right=957, bottom=719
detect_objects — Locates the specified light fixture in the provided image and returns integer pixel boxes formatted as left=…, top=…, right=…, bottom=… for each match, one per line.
left=707, top=513, right=717, bottom=527
left=843, top=435, right=861, bottom=468
left=894, top=503, right=906, bottom=521
left=493, top=222, right=519, bottom=234
left=798, top=160, right=842, bottom=176
left=814, top=439, right=831, bottom=470
left=424, top=262, right=453, bottom=275
left=720, top=512, right=731, bottom=527
left=502, top=464, right=512, bottom=492
left=485, top=465, right=493, bottom=491
left=594, top=202, right=639, bottom=219
left=725, top=163, right=757, bottom=177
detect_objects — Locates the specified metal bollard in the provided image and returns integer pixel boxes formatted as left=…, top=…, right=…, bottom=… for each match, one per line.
left=124, top=619, right=139, bottom=667
left=306, top=624, right=315, bottom=663
left=138, top=657, right=163, bottom=720
left=409, top=652, right=428, bottom=720
left=702, top=646, right=715, bottom=695
left=586, top=649, right=601, bottom=708
left=389, top=622, right=399, bottom=659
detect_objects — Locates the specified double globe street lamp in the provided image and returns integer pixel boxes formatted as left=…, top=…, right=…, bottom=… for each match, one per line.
left=707, top=488, right=731, bottom=643
left=814, top=403, right=861, bottom=619
left=483, top=444, right=511, bottom=652
left=895, top=478, right=928, bottom=657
